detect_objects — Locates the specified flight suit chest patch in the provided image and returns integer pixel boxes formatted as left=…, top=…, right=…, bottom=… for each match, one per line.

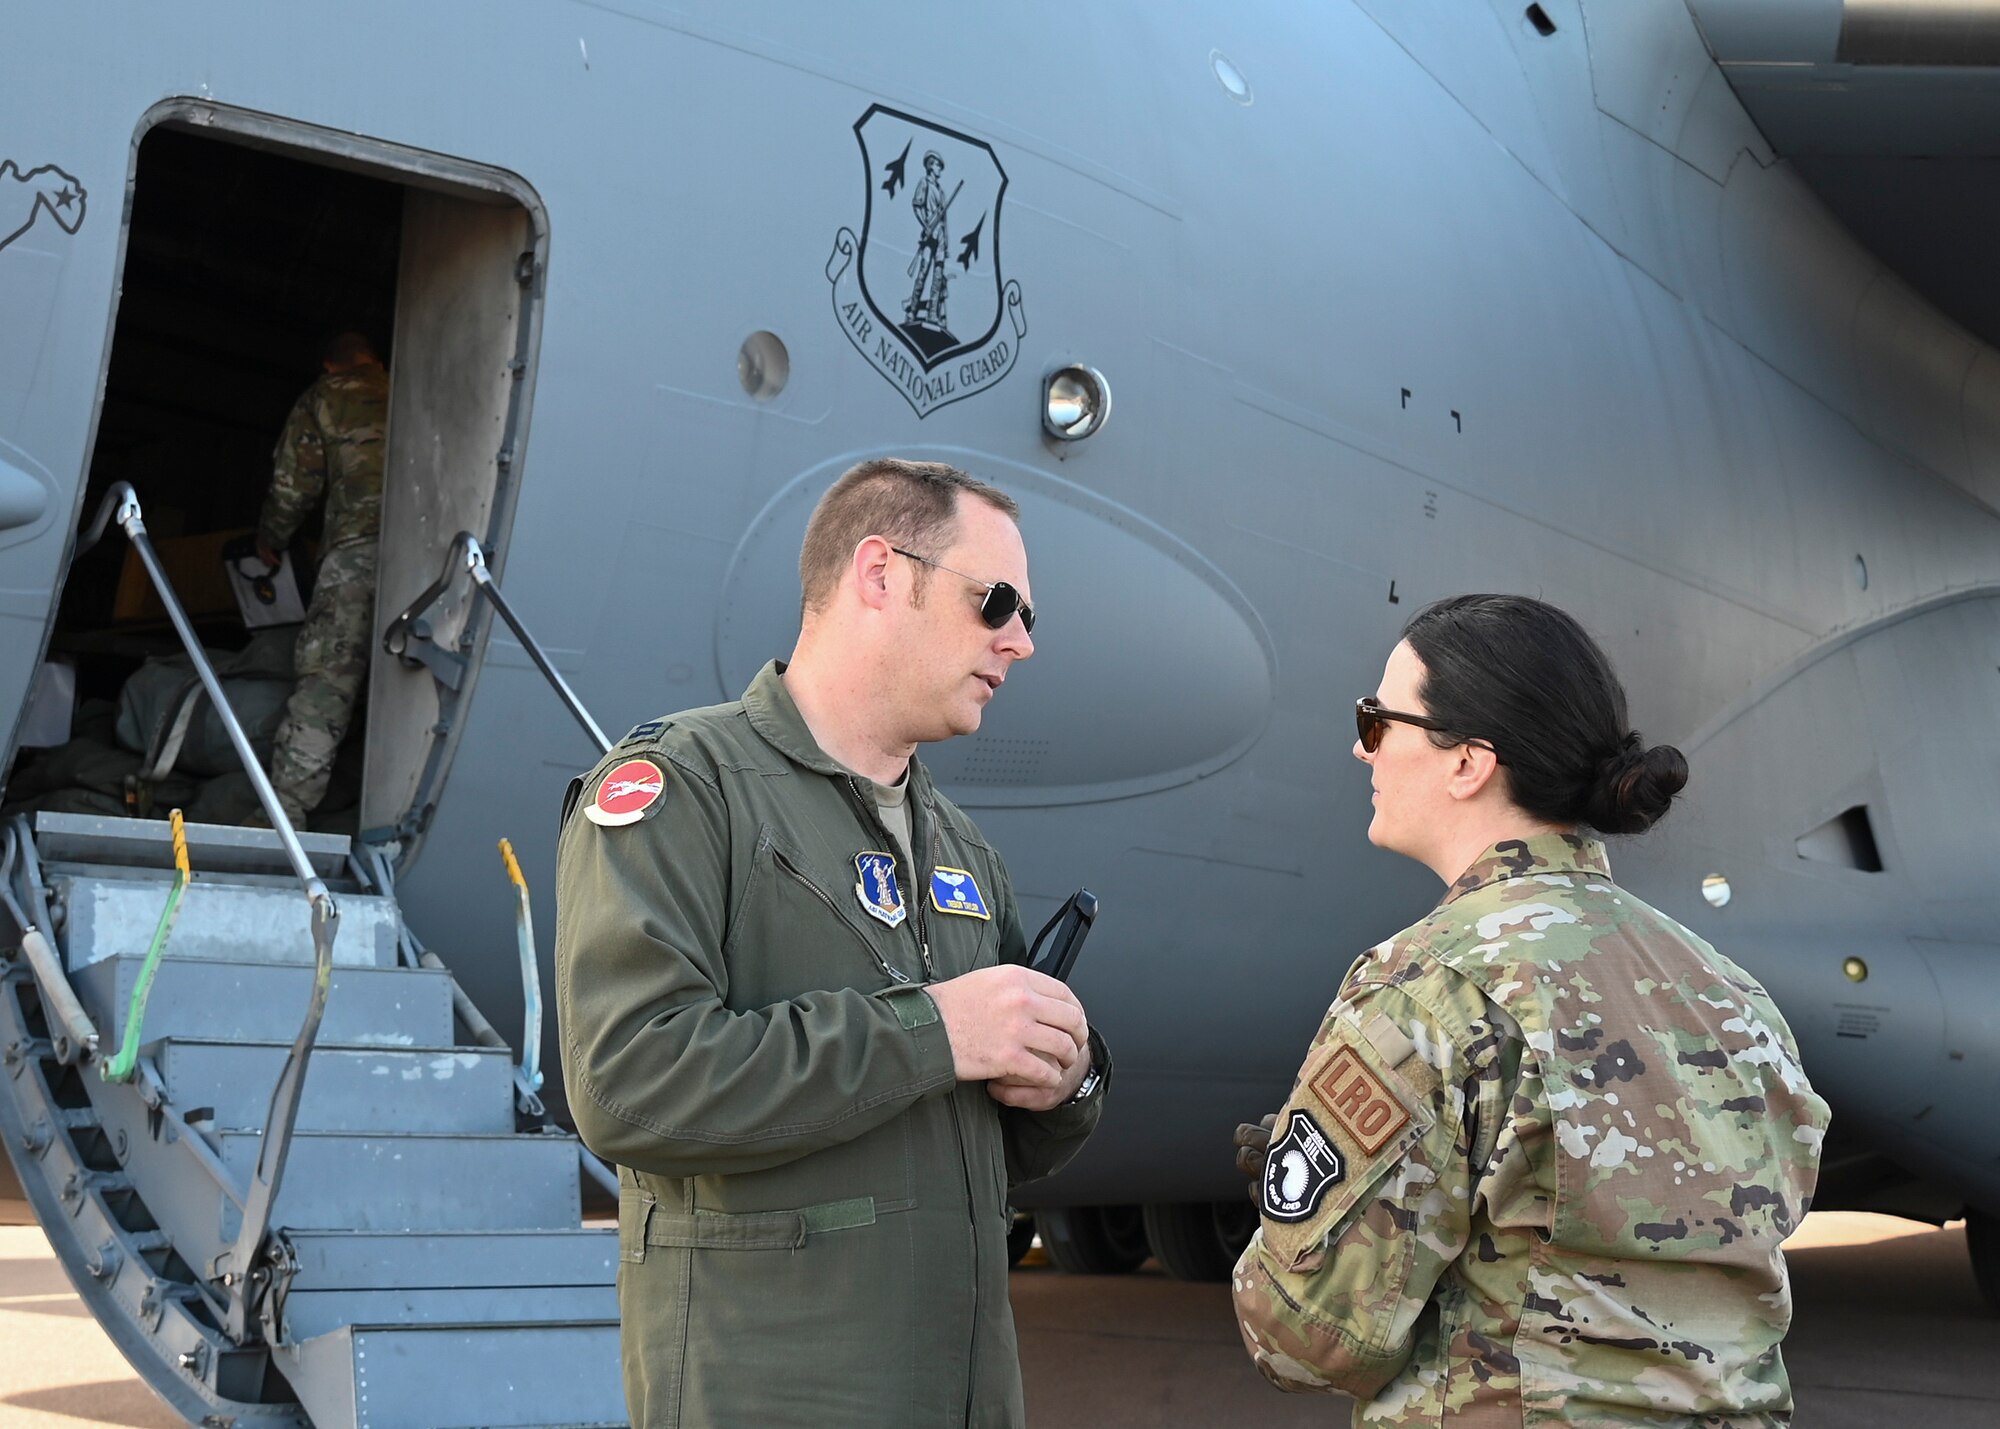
left=1309, top=1045, right=1410, bottom=1155
left=853, top=851, right=907, bottom=927
left=585, top=758, right=668, bottom=827
left=928, top=865, right=990, bottom=920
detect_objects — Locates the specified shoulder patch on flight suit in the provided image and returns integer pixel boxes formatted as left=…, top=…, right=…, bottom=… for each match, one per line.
left=585, top=757, right=668, bottom=827
left=928, top=866, right=990, bottom=920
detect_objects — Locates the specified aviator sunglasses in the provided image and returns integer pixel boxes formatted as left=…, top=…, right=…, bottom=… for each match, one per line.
left=1354, top=696, right=1502, bottom=762
left=892, top=547, right=1036, bottom=634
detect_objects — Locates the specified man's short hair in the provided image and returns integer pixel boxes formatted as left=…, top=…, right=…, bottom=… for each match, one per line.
left=799, top=458, right=1019, bottom=615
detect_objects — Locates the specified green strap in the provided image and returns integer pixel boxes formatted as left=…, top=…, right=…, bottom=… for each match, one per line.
left=103, top=813, right=191, bottom=1084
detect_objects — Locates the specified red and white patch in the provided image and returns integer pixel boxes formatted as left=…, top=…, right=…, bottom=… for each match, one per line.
left=585, top=758, right=666, bottom=827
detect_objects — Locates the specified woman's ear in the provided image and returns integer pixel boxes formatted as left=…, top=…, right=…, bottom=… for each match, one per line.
left=1446, top=743, right=1504, bottom=803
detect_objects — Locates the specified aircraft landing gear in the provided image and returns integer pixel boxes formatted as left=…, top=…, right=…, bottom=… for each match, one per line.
left=1142, top=1200, right=1259, bottom=1282
left=1006, top=1209, right=1037, bottom=1267
left=1033, top=1205, right=1151, bottom=1275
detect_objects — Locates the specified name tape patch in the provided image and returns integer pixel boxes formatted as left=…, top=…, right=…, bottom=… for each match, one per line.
left=929, top=866, right=990, bottom=920
left=1310, top=1045, right=1410, bottom=1155
left=1262, top=1107, right=1344, bottom=1223
left=585, top=758, right=666, bottom=827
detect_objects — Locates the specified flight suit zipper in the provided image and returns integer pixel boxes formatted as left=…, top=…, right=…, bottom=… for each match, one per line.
left=844, top=773, right=978, bottom=1419
left=916, top=788, right=981, bottom=1424
left=840, top=776, right=936, bottom=979
left=768, top=845, right=914, bottom=984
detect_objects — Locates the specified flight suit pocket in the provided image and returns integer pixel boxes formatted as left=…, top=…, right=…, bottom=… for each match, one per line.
left=1260, top=1033, right=1431, bottom=1274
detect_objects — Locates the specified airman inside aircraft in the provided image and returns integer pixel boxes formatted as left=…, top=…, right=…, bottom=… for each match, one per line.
left=1232, top=594, right=1830, bottom=1425
left=555, top=458, right=1110, bottom=1428
left=243, top=330, right=389, bottom=828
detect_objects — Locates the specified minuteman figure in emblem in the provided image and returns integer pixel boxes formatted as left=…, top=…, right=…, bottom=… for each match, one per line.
left=904, top=150, right=957, bottom=336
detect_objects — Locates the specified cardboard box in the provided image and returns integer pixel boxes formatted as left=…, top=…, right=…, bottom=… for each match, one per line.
left=113, top=527, right=304, bottom=625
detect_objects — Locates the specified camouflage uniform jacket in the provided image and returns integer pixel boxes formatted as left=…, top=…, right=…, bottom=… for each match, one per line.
left=1234, top=833, right=1829, bottom=1427
left=555, top=660, right=1108, bottom=1427
left=256, top=368, right=389, bottom=555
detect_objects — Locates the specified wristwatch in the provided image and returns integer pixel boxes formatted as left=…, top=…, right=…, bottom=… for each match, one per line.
left=1062, top=1060, right=1103, bottom=1106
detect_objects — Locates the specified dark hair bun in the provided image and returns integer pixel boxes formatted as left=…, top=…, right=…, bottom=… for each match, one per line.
left=1584, top=736, right=1688, bottom=835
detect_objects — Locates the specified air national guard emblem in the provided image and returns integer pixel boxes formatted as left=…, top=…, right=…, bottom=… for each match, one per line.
left=1262, top=1108, right=1344, bottom=1223
left=827, top=104, right=1027, bottom=417
left=929, top=866, right=991, bottom=920
left=854, top=851, right=907, bottom=928
left=584, top=758, right=666, bottom=827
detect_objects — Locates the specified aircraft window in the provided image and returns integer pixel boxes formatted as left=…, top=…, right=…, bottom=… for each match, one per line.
left=1526, top=5, right=1558, bottom=38
left=1797, top=805, right=1885, bottom=873
left=1855, top=553, right=1869, bottom=590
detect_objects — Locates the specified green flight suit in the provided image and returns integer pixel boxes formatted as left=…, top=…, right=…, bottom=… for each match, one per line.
left=555, top=660, right=1108, bottom=1428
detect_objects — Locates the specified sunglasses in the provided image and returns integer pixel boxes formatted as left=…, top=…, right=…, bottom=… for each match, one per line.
left=892, top=546, right=1036, bottom=634
left=1354, top=696, right=1501, bottom=761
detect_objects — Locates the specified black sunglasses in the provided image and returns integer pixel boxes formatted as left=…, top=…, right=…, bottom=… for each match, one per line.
left=892, top=546, right=1036, bottom=635
left=1355, top=696, right=1501, bottom=762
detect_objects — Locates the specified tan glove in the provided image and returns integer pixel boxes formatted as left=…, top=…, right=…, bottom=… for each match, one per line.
left=1233, top=1112, right=1278, bottom=1202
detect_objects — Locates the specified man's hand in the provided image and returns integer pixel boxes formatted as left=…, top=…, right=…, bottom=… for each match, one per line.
left=927, top=965, right=1086, bottom=1101
left=254, top=537, right=281, bottom=570
left=986, top=1037, right=1092, bottom=1112
left=1234, top=1113, right=1277, bottom=1203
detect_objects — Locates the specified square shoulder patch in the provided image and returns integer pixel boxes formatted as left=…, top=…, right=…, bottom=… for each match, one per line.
left=1309, top=1045, right=1410, bottom=1155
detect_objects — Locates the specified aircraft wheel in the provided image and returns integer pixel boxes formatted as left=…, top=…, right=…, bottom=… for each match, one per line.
left=1006, top=1210, right=1037, bottom=1267
left=1966, top=1208, right=2000, bottom=1311
left=1142, top=1200, right=1259, bottom=1282
left=1034, top=1204, right=1150, bottom=1275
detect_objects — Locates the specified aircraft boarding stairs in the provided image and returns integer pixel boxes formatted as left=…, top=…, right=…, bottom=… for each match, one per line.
left=0, top=486, right=628, bottom=1429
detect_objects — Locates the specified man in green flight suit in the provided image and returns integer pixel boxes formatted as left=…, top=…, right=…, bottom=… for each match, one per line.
left=555, top=458, right=1111, bottom=1428
left=251, top=330, right=389, bottom=827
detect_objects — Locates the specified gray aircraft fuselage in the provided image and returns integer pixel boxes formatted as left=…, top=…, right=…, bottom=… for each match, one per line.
left=3, top=0, right=1997, bottom=1222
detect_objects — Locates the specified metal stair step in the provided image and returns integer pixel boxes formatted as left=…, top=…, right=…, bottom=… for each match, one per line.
left=216, top=1131, right=582, bottom=1236
left=56, top=873, right=400, bottom=969
left=284, top=1228, right=617, bottom=1291
left=279, top=1283, right=615, bottom=1344
left=32, top=809, right=355, bottom=878
left=284, top=1231, right=616, bottom=1350
left=277, top=1321, right=626, bottom=1429
left=72, top=955, right=456, bottom=1047
left=158, top=1040, right=515, bottom=1134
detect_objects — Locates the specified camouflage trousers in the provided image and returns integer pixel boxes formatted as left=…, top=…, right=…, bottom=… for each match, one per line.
left=269, top=542, right=375, bottom=825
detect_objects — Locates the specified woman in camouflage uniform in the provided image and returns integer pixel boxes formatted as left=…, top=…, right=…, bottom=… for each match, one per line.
left=1233, top=594, right=1829, bottom=1427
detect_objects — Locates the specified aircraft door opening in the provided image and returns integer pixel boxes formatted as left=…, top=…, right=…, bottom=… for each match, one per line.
left=0, top=107, right=544, bottom=865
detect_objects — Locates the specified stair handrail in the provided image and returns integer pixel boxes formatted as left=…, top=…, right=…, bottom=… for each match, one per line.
left=385, top=530, right=612, bottom=754
left=78, top=482, right=339, bottom=1344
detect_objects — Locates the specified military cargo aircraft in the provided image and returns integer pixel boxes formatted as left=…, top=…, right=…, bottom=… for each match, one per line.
left=5, top=1, right=2000, bottom=1424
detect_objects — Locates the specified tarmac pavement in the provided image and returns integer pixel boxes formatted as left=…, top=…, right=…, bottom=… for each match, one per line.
left=1, top=1212, right=1995, bottom=1426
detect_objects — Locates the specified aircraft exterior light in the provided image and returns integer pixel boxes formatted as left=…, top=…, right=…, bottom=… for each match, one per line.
left=1043, top=365, right=1111, bottom=441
